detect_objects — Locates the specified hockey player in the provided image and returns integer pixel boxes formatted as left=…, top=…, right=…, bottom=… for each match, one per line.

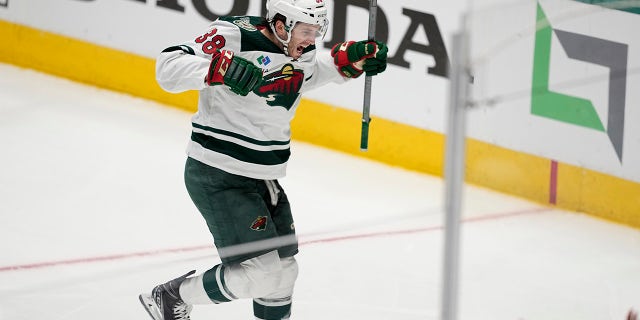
left=139, top=0, right=388, bottom=319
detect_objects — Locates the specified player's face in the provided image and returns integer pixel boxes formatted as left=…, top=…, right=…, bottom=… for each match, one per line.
left=288, top=22, right=321, bottom=59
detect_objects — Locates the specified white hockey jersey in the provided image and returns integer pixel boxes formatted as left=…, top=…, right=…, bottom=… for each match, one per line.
left=156, top=16, right=347, bottom=179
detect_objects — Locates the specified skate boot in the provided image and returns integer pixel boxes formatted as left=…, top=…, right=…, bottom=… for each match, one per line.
left=139, top=270, right=196, bottom=320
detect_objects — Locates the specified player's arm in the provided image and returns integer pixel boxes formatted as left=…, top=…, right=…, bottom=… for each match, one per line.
left=301, top=40, right=388, bottom=93
left=299, top=53, right=348, bottom=93
left=156, top=45, right=211, bottom=93
left=156, top=21, right=262, bottom=96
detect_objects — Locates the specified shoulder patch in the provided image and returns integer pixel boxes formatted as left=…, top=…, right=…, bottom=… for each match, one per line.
left=233, top=17, right=258, bottom=32
left=218, top=15, right=282, bottom=54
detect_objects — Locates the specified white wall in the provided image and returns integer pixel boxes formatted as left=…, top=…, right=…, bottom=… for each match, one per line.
left=468, top=0, right=640, bottom=182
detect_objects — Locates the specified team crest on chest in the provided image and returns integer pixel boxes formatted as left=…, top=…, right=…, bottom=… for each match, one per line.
left=254, top=64, right=304, bottom=110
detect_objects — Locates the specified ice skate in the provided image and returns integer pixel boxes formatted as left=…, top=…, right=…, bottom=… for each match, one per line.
left=139, top=270, right=196, bottom=320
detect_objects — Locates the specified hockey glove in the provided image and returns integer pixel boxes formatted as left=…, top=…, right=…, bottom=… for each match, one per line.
left=330, top=40, right=387, bottom=78
left=362, top=41, right=388, bottom=76
left=205, top=50, right=263, bottom=96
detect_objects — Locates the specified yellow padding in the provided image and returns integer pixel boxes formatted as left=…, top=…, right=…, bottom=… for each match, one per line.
left=466, top=139, right=551, bottom=204
left=0, top=20, right=197, bottom=111
left=292, top=100, right=445, bottom=175
left=558, top=164, right=640, bottom=228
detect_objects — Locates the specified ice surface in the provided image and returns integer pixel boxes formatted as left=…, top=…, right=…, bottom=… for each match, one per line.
left=0, top=63, right=638, bottom=320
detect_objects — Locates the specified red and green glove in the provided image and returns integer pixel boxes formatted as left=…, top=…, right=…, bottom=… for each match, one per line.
left=331, top=40, right=388, bottom=78
left=205, top=50, right=263, bottom=96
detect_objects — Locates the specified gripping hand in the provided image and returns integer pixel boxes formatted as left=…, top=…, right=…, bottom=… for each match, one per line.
left=361, top=41, right=387, bottom=76
left=331, top=40, right=388, bottom=78
left=205, top=50, right=263, bottom=96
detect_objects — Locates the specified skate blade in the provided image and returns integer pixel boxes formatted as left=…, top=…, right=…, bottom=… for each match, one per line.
left=139, top=293, right=163, bottom=320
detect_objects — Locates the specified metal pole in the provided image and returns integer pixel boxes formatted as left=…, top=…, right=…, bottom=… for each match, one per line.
left=441, top=16, right=470, bottom=320
left=360, top=0, right=377, bottom=151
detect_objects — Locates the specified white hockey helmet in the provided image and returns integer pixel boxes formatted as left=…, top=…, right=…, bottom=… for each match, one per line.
left=266, top=0, right=329, bottom=40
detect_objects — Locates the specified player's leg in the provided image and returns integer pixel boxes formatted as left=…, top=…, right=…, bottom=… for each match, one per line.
left=181, top=250, right=292, bottom=302
left=182, top=171, right=299, bottom=319
left=191, top=179, right=299, bottom=319
left=253, top=180, right=298, bottom=319
left=139, top=157, right=298, bottom=320
left=266, top=180, right=298, bottom=259
left=253, top=256, right=298, bottom=320
left=139, top=252, right=297, bottom=320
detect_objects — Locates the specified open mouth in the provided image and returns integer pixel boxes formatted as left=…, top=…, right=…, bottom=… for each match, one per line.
left=296, top=45, right=305, bottom=56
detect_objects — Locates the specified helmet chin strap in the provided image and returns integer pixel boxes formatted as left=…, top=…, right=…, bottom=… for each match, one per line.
left=271, top=21, right=293, bottom=57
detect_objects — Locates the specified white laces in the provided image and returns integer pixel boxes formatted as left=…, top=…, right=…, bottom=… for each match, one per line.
left=172, top=302, right=192, bottom=320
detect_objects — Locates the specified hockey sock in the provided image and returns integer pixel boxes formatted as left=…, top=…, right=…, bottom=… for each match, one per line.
left=253, top=297, right=292, bottom=320
left=178, top=272, right=213, bottom=305
left=201, top=264, right=238, bottom=303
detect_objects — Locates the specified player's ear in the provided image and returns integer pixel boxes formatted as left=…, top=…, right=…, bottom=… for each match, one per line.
left=275, top=20, right=287, bottom=37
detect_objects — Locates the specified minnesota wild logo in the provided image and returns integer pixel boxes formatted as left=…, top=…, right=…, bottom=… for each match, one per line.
left=254, top=64, right=304, bottom=110
left=233, top=18, right=257, bottom=32
left=250, top=216, right=268, bottom=231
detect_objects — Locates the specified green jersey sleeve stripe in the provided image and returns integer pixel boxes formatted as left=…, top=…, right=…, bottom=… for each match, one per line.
left=191, top=132, right=290, bottom=166
left=161, top=45, right=195, bottom=55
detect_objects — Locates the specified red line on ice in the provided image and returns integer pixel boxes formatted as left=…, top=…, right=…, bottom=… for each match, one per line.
left=0, top=207, right=548, bottom=272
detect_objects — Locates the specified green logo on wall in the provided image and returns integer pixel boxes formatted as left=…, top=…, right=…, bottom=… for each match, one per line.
left=531, top=2, right=628, bottom=162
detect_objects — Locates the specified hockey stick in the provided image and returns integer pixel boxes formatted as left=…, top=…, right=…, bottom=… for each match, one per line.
left=360, top=0, right=377, bottom=151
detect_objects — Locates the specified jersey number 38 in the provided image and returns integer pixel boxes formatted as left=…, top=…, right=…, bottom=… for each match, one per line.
left=195, top=28, right=226, bottom=55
